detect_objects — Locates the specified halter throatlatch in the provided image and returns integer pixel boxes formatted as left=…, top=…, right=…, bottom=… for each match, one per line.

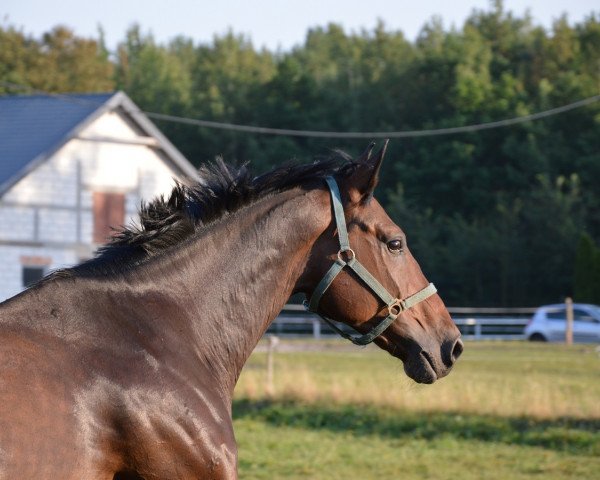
left=304, top=176, right=437, bottom=346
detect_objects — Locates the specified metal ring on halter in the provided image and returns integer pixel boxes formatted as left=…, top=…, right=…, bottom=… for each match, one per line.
left=337, top=248, right=355, bottom=263
left=388, top=300, right=405, bottom=317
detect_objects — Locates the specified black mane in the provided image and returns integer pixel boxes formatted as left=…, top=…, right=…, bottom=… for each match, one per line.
left=49, top=152, right=357, bottom=279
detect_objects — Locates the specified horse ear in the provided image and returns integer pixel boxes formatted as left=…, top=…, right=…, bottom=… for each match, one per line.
left=357, top=142, right=376, bottom=163
left=346, top=139, right=389, bottom=204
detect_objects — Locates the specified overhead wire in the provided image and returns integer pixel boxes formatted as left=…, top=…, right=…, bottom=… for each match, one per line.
left=2, top=80, right=599, bottom=139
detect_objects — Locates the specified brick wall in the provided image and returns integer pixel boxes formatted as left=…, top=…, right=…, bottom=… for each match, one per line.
left=38, top=208, right=78, bottom=243
left=0, top=206, right=35, bottom=241
left=4, top=154, right=78, bottom=207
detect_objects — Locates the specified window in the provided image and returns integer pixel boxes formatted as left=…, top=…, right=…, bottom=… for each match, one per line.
left=573, top=309, right=596, bottom=323
left=22, top=266, right=45, bottom=287
left=546, top=308, right=597, bottom=322
left=546, top=309, right=566, bottom=320
left=20, top=256, right=51, bottom=288
left=93, top=191, right=125, bottom=244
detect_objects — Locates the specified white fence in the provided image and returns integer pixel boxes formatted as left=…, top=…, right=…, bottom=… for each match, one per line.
left=268, top=305, right=536, bottom=341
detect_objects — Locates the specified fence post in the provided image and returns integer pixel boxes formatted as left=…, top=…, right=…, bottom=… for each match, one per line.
left=313, top=319, right=321, bottom=340
left=474, top=321, right=482, bottom=340
left=266, top=336, right=279, bottom=396
left=565, top=297, right=573, bottom=345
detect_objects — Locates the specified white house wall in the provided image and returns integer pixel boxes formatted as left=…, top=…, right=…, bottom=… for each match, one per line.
left=0, top=246, right=77, bottom=301
left=0, top=206, right=35, bottom=241
left=0, top=110, right=188, bottom=301
left=4, top=146, right=79, bottom=207
left=84, top=110, right=142, bottom=140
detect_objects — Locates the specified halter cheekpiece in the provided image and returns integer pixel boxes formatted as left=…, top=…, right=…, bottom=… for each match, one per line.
left=304, top=176, right=437, bottom=345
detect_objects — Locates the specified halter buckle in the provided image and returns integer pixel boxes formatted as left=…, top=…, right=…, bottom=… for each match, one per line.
left=337, top=248, right=355, bottom=264
left=388, top=299, right=406, bottom=317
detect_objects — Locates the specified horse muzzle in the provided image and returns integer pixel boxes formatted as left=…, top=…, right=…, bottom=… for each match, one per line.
left=395, top=335, right=464, bottom=384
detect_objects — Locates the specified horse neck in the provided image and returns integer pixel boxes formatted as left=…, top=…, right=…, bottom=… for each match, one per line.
left=114, top=186, right=331, bottom=398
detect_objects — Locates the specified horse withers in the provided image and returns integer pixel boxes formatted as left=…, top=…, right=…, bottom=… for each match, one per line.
left=0, top=142, right=462, bottom=479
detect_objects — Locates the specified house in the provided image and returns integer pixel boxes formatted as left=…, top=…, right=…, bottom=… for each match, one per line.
left=0, top=91, right=198, bottom=301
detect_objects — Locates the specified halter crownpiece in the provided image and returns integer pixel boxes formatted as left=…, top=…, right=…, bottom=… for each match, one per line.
left=304, top=176, right=437, bottom=346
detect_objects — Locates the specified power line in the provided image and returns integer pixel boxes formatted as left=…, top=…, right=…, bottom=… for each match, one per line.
left=2, top=80, right=599, bottom=139
left=144, top=96, right=600, bottom=138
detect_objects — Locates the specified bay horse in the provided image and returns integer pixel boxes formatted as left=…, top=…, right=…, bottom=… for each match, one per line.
left=0, top=142, right=462, bottom=479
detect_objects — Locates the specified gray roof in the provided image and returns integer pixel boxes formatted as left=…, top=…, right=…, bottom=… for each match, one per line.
left=0, top=92, right=197, bottom=196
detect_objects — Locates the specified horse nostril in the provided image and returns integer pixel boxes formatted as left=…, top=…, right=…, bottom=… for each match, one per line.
left=441, top=337, right=463, bottom=368
left=451, top=338, right=464, bottom=363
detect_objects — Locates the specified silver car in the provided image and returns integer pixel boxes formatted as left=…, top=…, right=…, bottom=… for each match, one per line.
left=525, top=303, right=600, bottom=343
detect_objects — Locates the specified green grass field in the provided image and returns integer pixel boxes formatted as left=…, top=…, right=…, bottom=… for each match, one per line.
left=233, top=341, right=600, bottom=479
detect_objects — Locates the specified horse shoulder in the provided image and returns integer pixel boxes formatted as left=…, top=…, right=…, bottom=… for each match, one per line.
left=72, top=358, right=238, bottom=479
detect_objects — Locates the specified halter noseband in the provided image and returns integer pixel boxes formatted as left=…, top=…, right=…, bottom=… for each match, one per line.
left=304, top=176, right=437, bottom=346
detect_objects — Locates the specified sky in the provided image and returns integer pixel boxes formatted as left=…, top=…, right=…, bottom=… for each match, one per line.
left=2, top=0, right=598, bottom=52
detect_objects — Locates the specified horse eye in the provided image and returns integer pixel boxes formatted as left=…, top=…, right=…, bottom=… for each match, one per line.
left=387, top=239, right=403, bottom=253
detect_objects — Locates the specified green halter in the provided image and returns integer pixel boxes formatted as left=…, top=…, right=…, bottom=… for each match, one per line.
left=304, top=176, right=437, bottom=346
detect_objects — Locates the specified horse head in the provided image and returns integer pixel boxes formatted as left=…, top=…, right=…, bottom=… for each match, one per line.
left=300, top=141, right=463, bottom=384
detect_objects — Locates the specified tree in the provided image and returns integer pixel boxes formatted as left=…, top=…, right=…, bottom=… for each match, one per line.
left=2, top=3, right=599, bottom=306
left=574, top=234, right=600, bottom=303
left=0, top=25, right=114, bottom=93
